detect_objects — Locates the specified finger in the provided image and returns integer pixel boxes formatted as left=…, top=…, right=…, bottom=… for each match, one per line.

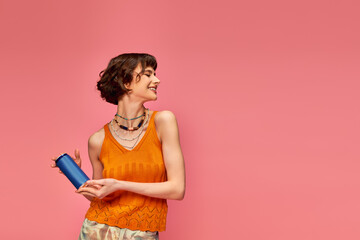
left=79, top=186, right=101, bottom=194
left=82, top=183, right=102, bottom=190
left=84, top=184, right=102, bottom=190
left=76, top=187, right=99, bottom=196
left=82, top=192, right=96, bottom=198
left=73, top=149, right=81, bottom=167
left=77, top=184, right=92, bottom=191
left=74, top=149, right=81, bottom=160
left=76, top=191, right=96, bottom=198
left=92, top=184, right=102, bottom=190
left=51, top=156, right=59, bottom=168
left=85, top=179, right=106, bottom=186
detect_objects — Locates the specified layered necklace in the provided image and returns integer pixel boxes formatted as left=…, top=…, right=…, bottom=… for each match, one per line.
left=110, top=108, right=149, bottom=149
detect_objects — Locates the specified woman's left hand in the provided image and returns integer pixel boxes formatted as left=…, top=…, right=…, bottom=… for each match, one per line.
left=76, top=179, right=120, bottom=199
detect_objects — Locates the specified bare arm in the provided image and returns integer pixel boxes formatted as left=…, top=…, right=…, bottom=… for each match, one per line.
left=77, top=111, right=186, bottom=200
left=88, top=129, right=105, bottom=180
left=80, top=129, right=105, bottom=201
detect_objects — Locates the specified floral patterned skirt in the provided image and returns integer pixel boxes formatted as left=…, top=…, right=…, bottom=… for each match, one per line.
left=78, top=218, right=159, bottom=240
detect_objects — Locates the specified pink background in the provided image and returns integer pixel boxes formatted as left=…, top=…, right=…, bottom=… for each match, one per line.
left=1, top=0, right=360, bottom=239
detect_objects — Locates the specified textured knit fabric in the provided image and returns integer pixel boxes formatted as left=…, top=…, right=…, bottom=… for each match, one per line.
left=78, top=218, right=159, bottom=240
left=85, top=111, right=168, bottom=232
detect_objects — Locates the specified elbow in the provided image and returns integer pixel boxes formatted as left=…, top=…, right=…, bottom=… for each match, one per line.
left=172, top=186, right=185, bottom=200
left=166, top=180, right=185, bottom=200
left=176, top=192, right=185, bottom=200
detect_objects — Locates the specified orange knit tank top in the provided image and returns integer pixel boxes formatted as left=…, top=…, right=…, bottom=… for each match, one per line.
left=85, top=111, right=168, bottom=232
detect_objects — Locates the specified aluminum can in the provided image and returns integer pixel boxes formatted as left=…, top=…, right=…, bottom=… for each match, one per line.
left=55, top=153, right=90, bottom=189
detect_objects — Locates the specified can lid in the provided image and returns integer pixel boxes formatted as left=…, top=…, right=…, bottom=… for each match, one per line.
left=55, top=153, right=68, bottom=164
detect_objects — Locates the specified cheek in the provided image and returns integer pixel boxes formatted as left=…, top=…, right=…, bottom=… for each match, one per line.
left=133, top=83, right=150, bottom=94
left=140, top=80, right=151, bottom=89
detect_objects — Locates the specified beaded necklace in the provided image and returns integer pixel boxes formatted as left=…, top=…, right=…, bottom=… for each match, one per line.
left=116, top=110, right=145, bottom=120
left=109, top=109, right=149, bottom=149
left=114, top=117, right=144, bottom=131
left=114, top=108, right=148, bottom=131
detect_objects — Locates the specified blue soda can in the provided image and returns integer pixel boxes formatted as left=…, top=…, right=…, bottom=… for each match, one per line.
left=55, top=153, right=90, bottom=189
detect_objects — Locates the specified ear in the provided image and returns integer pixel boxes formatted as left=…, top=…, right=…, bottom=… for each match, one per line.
left=123, top=82, right=133, bottom=93
left=124, top=82, right=131, bottom=90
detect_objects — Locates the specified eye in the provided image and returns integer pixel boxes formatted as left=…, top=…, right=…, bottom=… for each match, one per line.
left=145, top=74, right=151, bottom=77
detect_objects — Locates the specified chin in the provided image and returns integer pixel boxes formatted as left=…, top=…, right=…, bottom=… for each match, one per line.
left=144, top=96, right=157, bottom=102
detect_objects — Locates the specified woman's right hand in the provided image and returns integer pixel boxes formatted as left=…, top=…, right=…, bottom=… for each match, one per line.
left=50, top=149, right=82, bottom=173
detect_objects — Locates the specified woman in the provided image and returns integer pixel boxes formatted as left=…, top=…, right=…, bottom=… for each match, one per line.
left=52, top=53, right=185, bottom=240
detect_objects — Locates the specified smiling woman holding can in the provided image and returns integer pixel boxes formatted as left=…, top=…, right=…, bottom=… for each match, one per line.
left=51, top=53, right=185, bottom=240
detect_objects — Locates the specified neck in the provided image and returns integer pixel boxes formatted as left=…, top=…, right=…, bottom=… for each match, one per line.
left=116, top=99, right=146, bottom=121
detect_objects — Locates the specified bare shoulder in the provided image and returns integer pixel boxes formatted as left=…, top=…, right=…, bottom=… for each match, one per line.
left=154, top=111, right=179, bottom=143
left=154, top=110, right=177, bottom=127
left=88, top=127, right=105, bottom=150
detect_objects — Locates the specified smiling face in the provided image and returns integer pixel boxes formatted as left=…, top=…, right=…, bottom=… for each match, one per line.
left=124, top=63, right=160, bottom=102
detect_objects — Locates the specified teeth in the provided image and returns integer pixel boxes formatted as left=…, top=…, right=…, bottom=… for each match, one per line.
left=149, top=88, right=156, bottom=91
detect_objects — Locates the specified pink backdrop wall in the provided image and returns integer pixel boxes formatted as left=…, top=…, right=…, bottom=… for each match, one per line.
left=1, top=0, right=360, bottom=239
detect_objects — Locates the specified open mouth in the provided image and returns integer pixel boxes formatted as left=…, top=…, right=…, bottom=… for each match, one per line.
left=148, top=87, right=157, bottom=92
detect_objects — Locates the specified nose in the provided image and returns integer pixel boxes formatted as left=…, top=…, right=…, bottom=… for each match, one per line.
left=154, top=75, right=160, bottom=85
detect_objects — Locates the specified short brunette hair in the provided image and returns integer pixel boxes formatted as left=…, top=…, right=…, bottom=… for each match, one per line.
left=97, top=53, right=157, bottom=105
